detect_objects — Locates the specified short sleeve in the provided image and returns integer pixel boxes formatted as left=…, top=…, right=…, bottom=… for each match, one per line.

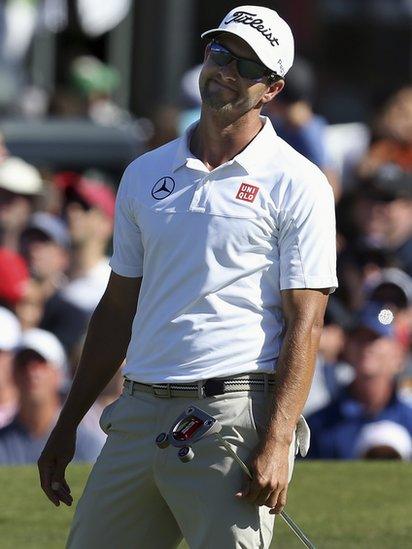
left=278, top=173, right=338, bottom=293
left=109, top=163, right=144, bottom=278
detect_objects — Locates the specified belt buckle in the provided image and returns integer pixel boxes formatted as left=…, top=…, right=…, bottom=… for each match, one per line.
left=152, top=384, right=171, bottom=398
left=203, top=378, right=225, bottom=397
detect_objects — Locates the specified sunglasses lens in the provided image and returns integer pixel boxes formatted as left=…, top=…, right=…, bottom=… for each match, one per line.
left=237, top=60, right=266, bottom=80
left=209, top=42, right=267, bottom=81
left=209, top=44, right=232, bottom=67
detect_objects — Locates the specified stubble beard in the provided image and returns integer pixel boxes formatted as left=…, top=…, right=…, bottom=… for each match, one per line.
left=200, top=78, right=241, bottom=115
left=200, top=78, right=260, bottom=119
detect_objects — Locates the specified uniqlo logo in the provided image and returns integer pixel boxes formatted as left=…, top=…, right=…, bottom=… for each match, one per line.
left=235, top=183, right=260, bottom=203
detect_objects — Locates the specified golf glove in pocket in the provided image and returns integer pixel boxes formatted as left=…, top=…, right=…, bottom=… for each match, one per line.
left=295, top=415, right=310, bottom=457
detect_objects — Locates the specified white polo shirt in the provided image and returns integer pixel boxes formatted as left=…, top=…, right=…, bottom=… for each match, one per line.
left=109, top=117, right=338, bottom=383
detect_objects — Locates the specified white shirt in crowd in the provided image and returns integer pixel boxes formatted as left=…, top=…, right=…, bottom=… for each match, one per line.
left=110, top=117, right=338, bottom=383
left=62, top=257, right=111, bottom=314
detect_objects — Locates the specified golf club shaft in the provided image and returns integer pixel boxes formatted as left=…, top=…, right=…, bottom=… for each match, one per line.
left=216, top=434, right=253, bottom=479
left=279, top=510, right=316, bottom=549
left=215, top=433, right=316, bottom=549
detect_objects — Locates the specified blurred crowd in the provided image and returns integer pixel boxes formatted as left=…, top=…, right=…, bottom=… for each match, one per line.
left=0, top=152, right=125, bottom=463
left=0, top=13, right=412, bottom=465
left=264, top=61, right=412, bottom=461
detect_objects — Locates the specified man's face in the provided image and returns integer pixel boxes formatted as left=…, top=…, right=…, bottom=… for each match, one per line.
left=20, top=231, right=69, bottom=280
left=0, top=189, right=32, bottom=231
left=385, top=198, right=412, bottom=237
left=65, top=201, right=112, bottom=245
left=345, top=328, right=404, bottom=381
left=199, top=34, right=277, bottom=117
left=14, top=349, right=61, bottom=405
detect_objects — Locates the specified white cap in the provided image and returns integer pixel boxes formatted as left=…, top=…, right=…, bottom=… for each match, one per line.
left=355, top=421, right=412, bottom=460
left=16, top=328, right=67, bottom=372
left=0, top=157, right=43, bottom=195
left=201, top=5, right=294, bottom=77
left=0, top=306, right=21, bottom=351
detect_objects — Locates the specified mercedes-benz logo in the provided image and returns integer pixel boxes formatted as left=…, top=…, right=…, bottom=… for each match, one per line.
left=151, top=177, right=175, bottom=200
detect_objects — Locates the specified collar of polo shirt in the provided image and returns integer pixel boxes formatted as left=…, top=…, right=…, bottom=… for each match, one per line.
left=171, top=116, right=278, bottom=174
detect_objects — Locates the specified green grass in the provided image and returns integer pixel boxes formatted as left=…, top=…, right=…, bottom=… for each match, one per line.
left=0, top=462, right=410, bottom=548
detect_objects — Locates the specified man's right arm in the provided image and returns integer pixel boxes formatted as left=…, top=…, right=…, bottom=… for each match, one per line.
left=38, top=271, right=142, bottom=507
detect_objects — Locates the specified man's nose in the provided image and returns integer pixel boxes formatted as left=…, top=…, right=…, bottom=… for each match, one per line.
left=217, top=59, right=238, bottom=80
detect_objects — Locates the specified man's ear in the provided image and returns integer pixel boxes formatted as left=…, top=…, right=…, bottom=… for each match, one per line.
left=261, top=78, right=285, bottom=105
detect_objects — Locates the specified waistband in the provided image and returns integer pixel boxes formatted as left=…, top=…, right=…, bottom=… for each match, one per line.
left=123, top=373, right=276, bottom=399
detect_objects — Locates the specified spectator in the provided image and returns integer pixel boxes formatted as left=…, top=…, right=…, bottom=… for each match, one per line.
left=19, top=212, right=88, bottom=353
left=335, top=244, right=396, bottom=313
left=14, top=278, right=45, bottom=331
left=380, top=171, right=412, bottom=275
left=307, top=302, right=412, bottom=459
left=61, top=174, right=115, bottom=315
left=0, top=328, right=103, bottom=464
left=366, top=267, right=412, bottom=311
left=0, top=307, right=20, bottom=428
left=358, top=170, right=412, bottom=274
left=69, top=55, right=128, bottom=127
left=366, top=267, right=412, bottom=351
left=0, top=157, right=43, bottom=250
left=358, top=86, right=412, bottom=179
left=20, top=212, right=70, bottom=293
left=354, top=421, right=412, bottom=460
left=336, top=171, right=412, bottom=308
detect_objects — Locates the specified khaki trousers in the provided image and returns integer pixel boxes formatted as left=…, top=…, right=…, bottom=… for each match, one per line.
left=66, top=387, right=296, bottom=549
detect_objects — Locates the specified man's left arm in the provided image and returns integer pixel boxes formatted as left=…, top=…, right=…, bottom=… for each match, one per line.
left=236, top=287, right=329, bottom=514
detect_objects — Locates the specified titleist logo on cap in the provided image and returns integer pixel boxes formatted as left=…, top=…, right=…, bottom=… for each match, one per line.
left=224, top=11, right=279, bottom=47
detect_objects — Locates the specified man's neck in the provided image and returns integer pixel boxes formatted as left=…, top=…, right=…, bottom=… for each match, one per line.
left=17, top=398, right=60, bottom=438
left=191, top=107, right=264, bottom=171
left=70, top=241, right=105, bottom=278
left=37, top=273, right=67, bottom=299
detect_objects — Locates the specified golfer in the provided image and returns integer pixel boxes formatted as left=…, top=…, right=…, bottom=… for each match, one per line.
left=39, top=6, right=338, bottom=548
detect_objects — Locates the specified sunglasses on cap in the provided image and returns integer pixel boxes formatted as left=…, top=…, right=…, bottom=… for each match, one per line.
left=207, top=40, right=277, bottom=82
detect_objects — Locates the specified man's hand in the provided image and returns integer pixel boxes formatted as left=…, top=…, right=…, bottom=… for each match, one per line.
left=235, top=439, right=290, bottom=515
left=37, top=426, right=76, bottom=507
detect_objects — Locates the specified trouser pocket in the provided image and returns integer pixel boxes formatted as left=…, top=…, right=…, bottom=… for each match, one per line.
left=99, top=397, right=121, bottom=434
